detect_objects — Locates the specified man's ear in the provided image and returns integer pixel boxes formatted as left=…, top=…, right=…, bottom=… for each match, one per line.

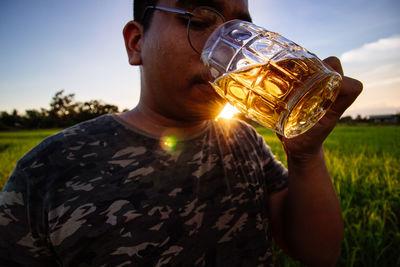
left=123, top=21, right=143, bottom=66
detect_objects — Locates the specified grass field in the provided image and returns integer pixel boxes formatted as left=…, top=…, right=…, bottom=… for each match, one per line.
left=0, top=126, right=399, bottom=266
left=0, top=129, right=62, bottom=186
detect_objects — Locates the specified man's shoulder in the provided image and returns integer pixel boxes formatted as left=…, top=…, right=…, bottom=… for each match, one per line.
left=17, top=114, right=120, bottom=169
left=60, top=114, right=120, bottom=139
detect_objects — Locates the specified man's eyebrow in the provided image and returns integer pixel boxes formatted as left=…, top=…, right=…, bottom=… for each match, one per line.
left=176, top=0, right=224, bottom=12
left=175, top=0, right=252, bottom=22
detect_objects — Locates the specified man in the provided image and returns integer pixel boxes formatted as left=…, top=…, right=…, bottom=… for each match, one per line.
left=0, top=0, right=362, bottom=266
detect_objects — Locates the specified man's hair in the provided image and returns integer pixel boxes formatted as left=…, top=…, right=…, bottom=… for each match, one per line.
left=133, top=0, right=159, bottom=31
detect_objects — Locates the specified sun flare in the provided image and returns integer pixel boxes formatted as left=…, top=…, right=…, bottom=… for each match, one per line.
left=216, top=103, right=240, bottom=120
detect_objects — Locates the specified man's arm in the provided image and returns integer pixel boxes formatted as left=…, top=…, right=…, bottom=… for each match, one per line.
left=268, top=57, right=363, bottom=266
left=0, top=167, right=55, bottom=266
left=269, top=149, right=343, bottom=266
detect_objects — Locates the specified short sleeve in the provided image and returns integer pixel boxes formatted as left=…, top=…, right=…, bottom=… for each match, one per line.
left=0, top=165, right=55, bottom=266
left=257, top=134, right=288, bottom=194
left=227, top=119, right=288, bottom=195
left=242, top=123, right=288, bottom=195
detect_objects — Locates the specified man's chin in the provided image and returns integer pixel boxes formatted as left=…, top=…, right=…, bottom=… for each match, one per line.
left=188, top=98, right=226, bottom=121
left=193, top=82, right=216, bottom=96
left=180, top=82, right=227, bottom=120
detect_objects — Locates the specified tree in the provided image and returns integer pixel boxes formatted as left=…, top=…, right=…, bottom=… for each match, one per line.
left=76, top=100, right=119, bottom=122
left=48, top=90, right=78, bottom=127
left=0, top=110, right=23, bottom=129
left=1, top=90, right=120, bottom=129
left=339, top=116, right=354, bottom=125
left=23, top=108, right=49, bottom=128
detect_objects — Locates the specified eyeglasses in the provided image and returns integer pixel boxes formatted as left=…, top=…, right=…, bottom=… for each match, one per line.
left=144, top=6, right=225, bottom=55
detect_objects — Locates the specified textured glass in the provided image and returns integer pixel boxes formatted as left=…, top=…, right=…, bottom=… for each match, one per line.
left=202, top=20, right=342, bottom=138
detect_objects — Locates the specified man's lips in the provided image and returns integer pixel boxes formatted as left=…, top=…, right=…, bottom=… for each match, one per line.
left=190, top=68, right=225, bottom=99
left=192, top=68, right=214, bottom=84
left=194, top=81, right=216, bottom=94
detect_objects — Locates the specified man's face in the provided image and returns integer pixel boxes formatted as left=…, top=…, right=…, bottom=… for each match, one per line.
left=140, top=0, right=251, bottom=121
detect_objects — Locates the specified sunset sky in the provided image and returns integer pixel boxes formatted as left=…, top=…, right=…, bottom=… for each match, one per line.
left=1, top=0, right=399, bottom=117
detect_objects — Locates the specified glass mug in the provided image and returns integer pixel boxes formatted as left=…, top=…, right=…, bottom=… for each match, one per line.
left=201, top=20, right=342, bottom=138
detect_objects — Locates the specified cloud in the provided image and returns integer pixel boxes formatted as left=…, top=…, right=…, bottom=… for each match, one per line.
left=340, top=35, right=400, bottom=116
left=341, top=35, right=400, bottom=64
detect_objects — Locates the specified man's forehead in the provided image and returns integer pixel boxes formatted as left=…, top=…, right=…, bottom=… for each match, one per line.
left=176, top=0, right=224, bottom=10
left=175, top=0, right=251, bottom=21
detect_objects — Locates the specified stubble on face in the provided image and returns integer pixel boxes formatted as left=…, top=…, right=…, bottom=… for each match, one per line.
left=139, top=0, right=251, bottom=122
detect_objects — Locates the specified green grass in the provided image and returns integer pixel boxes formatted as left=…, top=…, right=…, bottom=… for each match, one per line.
left=0, top=126, right=399, bottom=266
left=0, top=129, right=61, bottom=189
left=257, top=125, right=400, bottom=266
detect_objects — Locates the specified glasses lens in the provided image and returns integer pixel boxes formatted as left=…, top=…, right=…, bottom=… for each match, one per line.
left=188, top=7, right=224, bottom=54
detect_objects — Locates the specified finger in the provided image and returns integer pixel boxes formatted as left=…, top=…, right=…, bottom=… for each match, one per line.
left=328, top=76, right=363, bottom=118
left=275, top=132, right=283, bottom=142
left=323, top=56, right=344, bottom=76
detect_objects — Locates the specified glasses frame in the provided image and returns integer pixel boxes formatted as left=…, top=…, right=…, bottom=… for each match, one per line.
left=144, top=5, right=226, bottom=55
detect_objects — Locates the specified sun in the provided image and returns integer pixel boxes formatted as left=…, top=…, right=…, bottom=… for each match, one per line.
left=216, top=103, right=240, bottom=120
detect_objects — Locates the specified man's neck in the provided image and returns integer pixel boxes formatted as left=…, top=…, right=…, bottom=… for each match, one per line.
left=117, top=104, right=209, bottom=138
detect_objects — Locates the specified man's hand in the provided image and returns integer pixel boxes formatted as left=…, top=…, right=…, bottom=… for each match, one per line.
left=269, top=57, right=363, bottom=266
left=279, top=57, right=363, bottom=158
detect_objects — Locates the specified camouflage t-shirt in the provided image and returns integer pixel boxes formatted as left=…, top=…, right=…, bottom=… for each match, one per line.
left=0, top=114, right=288, bottom=267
